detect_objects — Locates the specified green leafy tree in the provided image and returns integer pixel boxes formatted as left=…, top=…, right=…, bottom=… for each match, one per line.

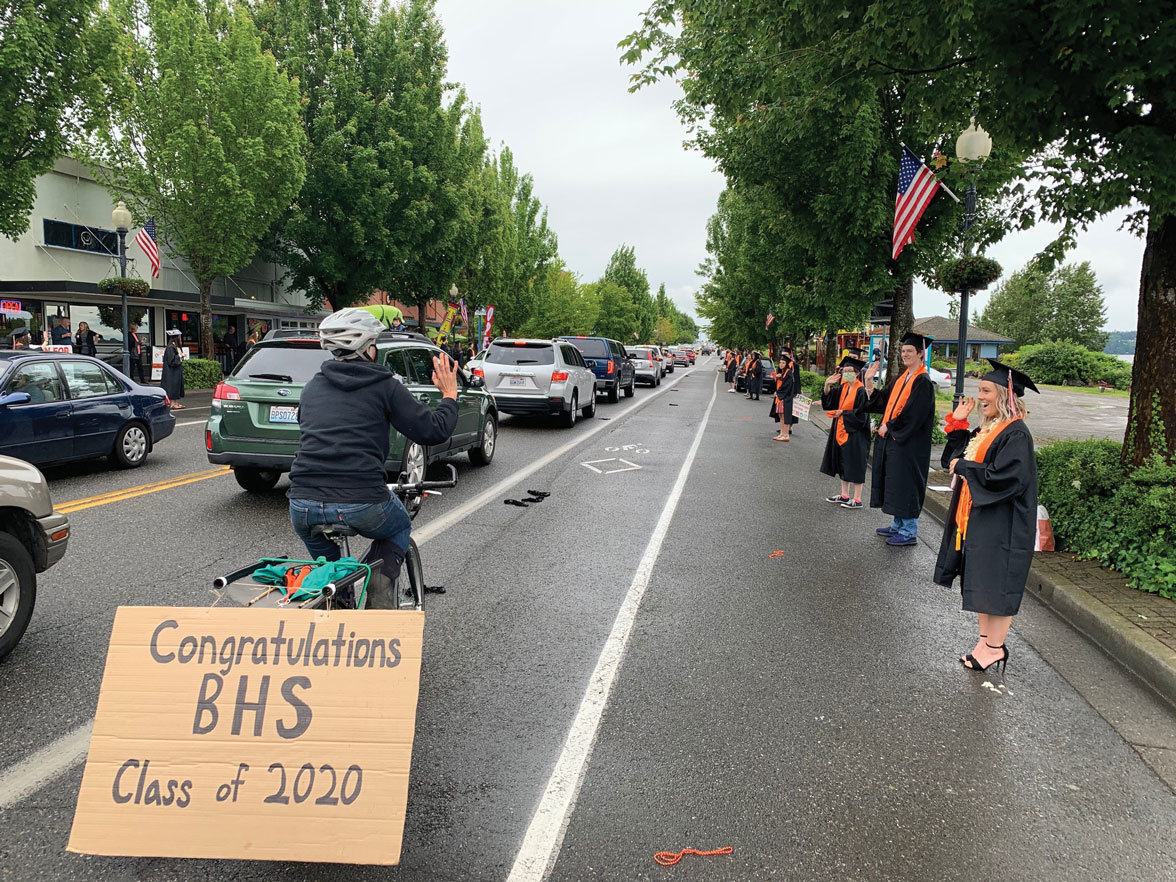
left=253, top=0, right=404, bottom=311
left=603, top=245, right=654, bottom=341
left=521, top=261, right=599, bottom=337
left=0, top=0, right=115, bottom=238
left=592, top=279, right=638, bottom=341
left=653, top=314, right=674, bottom=344
left=980, top=261, right=1108, bottom=350
left=86, top=0, right=305, bottom=356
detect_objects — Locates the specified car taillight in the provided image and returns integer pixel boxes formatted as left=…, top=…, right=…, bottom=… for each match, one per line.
left=214, top=381, right=241, bottom=400
left=205, top=430, right=212, bottom=451
left=471, top=367, right=484, bottom=378
left=551, top=370, right=569, bottom=382
left=606, top=360, right=615, bottom=374
left=164, top=395, right=171, bottom=407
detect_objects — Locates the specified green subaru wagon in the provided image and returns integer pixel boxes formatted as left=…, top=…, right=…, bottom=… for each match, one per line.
left=205, top=330, right=498, bottom=492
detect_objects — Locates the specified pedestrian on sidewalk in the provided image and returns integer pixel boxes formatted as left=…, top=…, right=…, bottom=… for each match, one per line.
left=820, top=355, right=869, bottom=506
left=864, top=332, right=935, bottom=546
left=746, top=351, right=764, bottom=400
left=162, top=328, right=186, bottom=409
left=74, top=321, right=101, bottom=356
left=127, top=323, right=145, bottom=383
left=771, top=348, right=801, bottom=441
left=934, top=360, right=1040, bottom=673
left=724, top=350, right=738, bottom=391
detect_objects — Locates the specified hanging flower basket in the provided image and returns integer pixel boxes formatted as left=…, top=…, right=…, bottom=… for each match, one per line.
left=934, top=256, right=1002, bottom=293
left=97, top=277, right=151, bottom=299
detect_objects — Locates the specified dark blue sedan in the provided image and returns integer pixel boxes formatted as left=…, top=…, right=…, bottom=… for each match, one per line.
left=0, top=350, right=175, bottom=468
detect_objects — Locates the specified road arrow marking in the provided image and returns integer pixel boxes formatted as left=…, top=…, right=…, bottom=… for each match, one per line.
left=581, top=458, right=641, bottom=474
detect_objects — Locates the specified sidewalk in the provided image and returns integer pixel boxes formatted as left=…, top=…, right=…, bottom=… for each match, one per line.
left=808, top=407, right=1176, bottom=709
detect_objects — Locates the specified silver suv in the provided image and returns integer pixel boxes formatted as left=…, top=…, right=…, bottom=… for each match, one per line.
left=474, top=338, right=598, bottom=428
left=627, top=346, right=663, bottom=386
left=0, top=455, right=69, bottom=660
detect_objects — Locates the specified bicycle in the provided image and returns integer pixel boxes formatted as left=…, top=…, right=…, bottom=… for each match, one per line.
left=214, top=464, right=458, bottom=611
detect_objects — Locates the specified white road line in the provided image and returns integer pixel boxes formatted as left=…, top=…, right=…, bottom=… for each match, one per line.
left=0, top=721, right=93, bottom=812
left=175, top=418, right=208, bottom=427
left=0, top=361, right=711, bottom=809
left=413, top=363, right=704, bottom=547
left=506, top=370, right=720, bottom=882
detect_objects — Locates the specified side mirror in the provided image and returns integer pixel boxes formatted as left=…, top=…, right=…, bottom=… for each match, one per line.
left=0, top=391, right=31, bottom=407
left=468, top=374, right=485, bottom=389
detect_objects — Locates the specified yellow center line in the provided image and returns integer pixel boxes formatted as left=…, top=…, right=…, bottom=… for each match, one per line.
left=57, top=466, right=232, bottom=513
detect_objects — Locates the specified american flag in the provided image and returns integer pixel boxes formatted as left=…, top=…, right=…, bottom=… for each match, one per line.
left=892, top=146, right=941, bottom=261
left=766, top=313, right=775, bottom=330
left=459, top=297, right=468, bottom=324
left=135, top=218, right=160, bottom=279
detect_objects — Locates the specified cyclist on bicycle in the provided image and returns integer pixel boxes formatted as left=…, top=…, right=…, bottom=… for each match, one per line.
left=288, top=309, right=458, bottom=597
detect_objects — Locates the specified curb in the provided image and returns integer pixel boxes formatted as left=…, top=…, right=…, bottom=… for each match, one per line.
left=809, top=411, right=1176, bottom=709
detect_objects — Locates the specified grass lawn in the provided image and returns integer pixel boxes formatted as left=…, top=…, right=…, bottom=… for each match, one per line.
left=1041, top=383, right=1130, bottom=399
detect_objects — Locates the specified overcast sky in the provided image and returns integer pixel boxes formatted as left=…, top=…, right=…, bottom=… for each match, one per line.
left=434, top=0, right=1143, bottom=335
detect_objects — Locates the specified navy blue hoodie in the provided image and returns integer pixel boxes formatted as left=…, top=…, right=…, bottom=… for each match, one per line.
left=288, top=359, right=458, bottom=503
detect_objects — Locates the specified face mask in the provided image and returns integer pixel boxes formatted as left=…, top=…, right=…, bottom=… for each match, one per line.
left=842, top=370, right=856, bottom=383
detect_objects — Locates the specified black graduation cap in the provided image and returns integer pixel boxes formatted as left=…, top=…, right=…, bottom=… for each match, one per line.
left=838, top=355, right=866, bottom=371
left=900, top=331, right=932, bottom=352
left=982, top=358, right=1039, bottom=396
left=10, top=327, right=29, bottom=338
left=847, top=345, right=866, bottom=357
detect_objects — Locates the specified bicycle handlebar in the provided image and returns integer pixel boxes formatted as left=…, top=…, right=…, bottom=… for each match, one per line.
left=388, top=463, right=458, bottom=497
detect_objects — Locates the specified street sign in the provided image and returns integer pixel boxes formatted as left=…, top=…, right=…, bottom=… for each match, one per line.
left=68, top=606, right=424, bottom=866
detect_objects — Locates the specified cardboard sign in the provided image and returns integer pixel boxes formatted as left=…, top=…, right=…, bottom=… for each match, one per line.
left=68, top=606, right=425, bottom=865
left=792, top=394, right=813, bottom=421
left=42, top=344, right=73, bottom=353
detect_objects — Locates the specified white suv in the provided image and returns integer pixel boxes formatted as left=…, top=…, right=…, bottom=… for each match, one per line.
left=474, top=339, right=598, bottom=428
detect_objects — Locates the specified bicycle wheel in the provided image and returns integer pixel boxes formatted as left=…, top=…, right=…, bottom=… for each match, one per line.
left=396, top=540, right=425, bottom=611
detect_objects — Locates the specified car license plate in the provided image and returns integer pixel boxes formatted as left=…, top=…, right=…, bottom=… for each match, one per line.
left=508, top=376, right=526, bottom=387
left=269, top=405, right=299, bottom=424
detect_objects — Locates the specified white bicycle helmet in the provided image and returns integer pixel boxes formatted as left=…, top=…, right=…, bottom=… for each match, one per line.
left=319, top=308, right=384, bottom=359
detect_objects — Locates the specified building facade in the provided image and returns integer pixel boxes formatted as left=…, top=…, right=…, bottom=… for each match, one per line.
left=0, top=157, right=324, bottom=369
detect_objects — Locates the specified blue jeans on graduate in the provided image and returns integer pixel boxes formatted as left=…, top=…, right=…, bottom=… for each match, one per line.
left=289, top=497, right=411, bottom=579
left=891, top=516, right=919, bottom=539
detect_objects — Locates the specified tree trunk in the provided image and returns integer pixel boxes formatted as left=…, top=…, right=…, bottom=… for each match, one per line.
left=888, top=274, right=914, bottom=382
left=416, top=297, right=429, bottom=333
left=198, top=276, right=215, bottom=361
left=1125, top=212, right=1176, bottom=467
left=824, top=330, right=839, bottom=376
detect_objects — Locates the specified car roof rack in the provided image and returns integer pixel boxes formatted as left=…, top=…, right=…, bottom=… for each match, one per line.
left=376, top=330, right=432, bottom=343
left=263, top=328, right=319, bottom=340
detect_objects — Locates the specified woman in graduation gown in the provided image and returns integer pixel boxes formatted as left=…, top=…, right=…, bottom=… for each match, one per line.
left=771, top=348, right=801, bottom=441
left=746, top=351, right=763, bottom=400
left=819, top=356, right=869, bottom=507
left=863, top=332, right=936, bottom=546
left=934, top=360, right=1039, bottom=673
left=724, top=350, right=738, bottom=391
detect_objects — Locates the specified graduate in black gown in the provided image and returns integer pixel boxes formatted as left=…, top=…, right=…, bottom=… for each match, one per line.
left=746, top=351, right=763, bottom=400
left=771, top=349, right=801, bottom=441
left=819, top=356, right=869, bottom=507
left=934, top=360, right=1040, bottom=673
left=863, top=332, right=936, bottom=546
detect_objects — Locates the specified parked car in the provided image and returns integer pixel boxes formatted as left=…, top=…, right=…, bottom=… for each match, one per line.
left=670, top=347, right=691, bottom=367
left=0, top=351, right=175, bottom=469
left=626, top=346, right=663, bottom=387
left=873, top=363, right=953, bottom=390
left=558, top=336, right=636, bottom=402
left=205, top=330, right=498, bottom=492
left=659, top=347, right=675, bottom=374
left=0, top=455, right=69, bottom=660
left=474, top=338, right=596, bottom=427
left=735, top=358, right=775, bottom=393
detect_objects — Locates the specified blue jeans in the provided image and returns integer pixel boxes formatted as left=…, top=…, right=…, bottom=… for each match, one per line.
left=891, top=516, right=919, bottom=539
left=289, top=497, right=412, bottom=578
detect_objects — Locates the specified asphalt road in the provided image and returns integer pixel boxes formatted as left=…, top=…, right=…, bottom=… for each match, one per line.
left=2, top=356, right=1174, bottom=881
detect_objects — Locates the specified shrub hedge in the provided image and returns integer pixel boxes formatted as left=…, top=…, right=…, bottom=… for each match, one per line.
left=799, top=370, right=824, bottom=398
left=1014, top=341, right=1132, bottom=388
left=1036, top=440, right=1176, bottom=598
left=182, top=358, right=222, bottom=389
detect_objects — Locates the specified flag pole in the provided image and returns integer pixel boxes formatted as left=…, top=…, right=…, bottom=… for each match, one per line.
left=900, top=142, right=962, bottom=203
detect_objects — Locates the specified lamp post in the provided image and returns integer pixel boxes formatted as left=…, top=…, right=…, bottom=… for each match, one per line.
left=112, top=201, right=133, bottom=377
left=953, top=119, right=993, bottom=405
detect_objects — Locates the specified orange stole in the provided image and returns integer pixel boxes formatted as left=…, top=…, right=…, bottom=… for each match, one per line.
left=881, top=363, right=928, bottom=424
left=826, top=379, right=863, bottom=445
left=955, top=419, right=1019, bottom=550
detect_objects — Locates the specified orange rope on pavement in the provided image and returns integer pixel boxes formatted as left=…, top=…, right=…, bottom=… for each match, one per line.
left=769, top=550, right=785, bottom=559
left=654, top=846, right=733, bottom=867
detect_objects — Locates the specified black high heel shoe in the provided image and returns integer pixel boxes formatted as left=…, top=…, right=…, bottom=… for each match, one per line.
left=961, top=643, right=1009, bottom=673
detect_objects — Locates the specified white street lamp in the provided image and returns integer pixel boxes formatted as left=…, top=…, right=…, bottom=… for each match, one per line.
left=952, top=120, right=994, bottom=405
left=955, top=118, right=993, bottom=163
left=112, top=201, right=134, bottom=377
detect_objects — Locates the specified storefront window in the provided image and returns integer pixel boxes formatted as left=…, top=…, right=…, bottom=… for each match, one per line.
left=246, top=317, right=271, bottom=345
left=166, top=310, right=201, bottom=346
left=1, top=299, right=43, bottom=346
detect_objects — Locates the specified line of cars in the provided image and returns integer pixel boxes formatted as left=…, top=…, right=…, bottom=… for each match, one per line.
left=465, top=337, right=696, bottom=427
